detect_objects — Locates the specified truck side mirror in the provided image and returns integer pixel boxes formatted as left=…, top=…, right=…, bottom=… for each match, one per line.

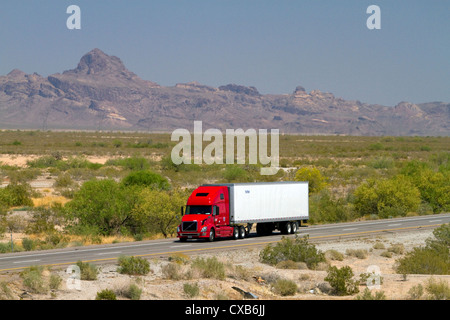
left=181, top=206, right=185, bottom=216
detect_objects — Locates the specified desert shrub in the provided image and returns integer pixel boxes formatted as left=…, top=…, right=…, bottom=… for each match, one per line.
left=0, top=242, right=13, bottom=253
left=132, top=188, right=186, bottom=238
left=127, top=283, right=143, bottom=300
left=345, top=249, right=368, bottom=259
left=168, top=253, right=190, bottom=265
left=228, top=265, right=252, bottom=281
left=373, top=242, right=385, bottom=250
left=121, top=170, right=170, bottom=190
left=368, top=142, right=384, bottom=151
left=368, top=157, right=395, bottom=169
left=20, top=266, right=48, bottom=294
left=183, top=283, right=200, bottom=298
left=112, top=139, right=122, bottom=148
left=325, top=266, right=359, bottom=296
left=408, top=284, right=424, bottom=300
left=425, top=278, right=450, bottom=300
left=401, top=161, right=450, bottom=213
left=76, top=261, right=99, bottom=280
left=325, top=250, right=344, bottom=261
left=118, top=256, right=150, bottom=275
left=223, top=165, right=248, bottom=182
left=0, top=281, right=14, bottom=300
left=276, top=260, right=305, bottom=269
left=294, top=167, right=328, bottom=193
left=162, top=262, right=183, bottom=280
left=6, top=168, right=40, bottom=184
left=96, top=289, right=117, bottom=300
left=430, top=223, right=450, bottom=247
left=355, top=288, right=386, bottom=300
left=22, top=238, right=36, bottom=251
left=27, top=156, right=101, bottom=171
left=396, top=246, right=449, bottom=275
left=116, top=283, right=143, bottom=300
left=0, top=183, right=33, bottom=207
left=105, top=157, right=150, bottom=171
left=272, top=278, right=298, bottom=296
left=396, top=223, right=450, bottom=275
left=353, top=175, right=421, bottom=217
left=54, top=173, right=75, bottom=188
left=49, top=274, right=62, bottom=290
left=191, top=257, right=225, bottom=280
left=66, top=179, right=140, bottom=236
left=309, top=190, right=355, bottom=224
left=259, top=236, right=326, bottom=269
left=25, top=205, right=63, bottom=234
left=27, top=156, right=59, bottom=168
left=388, top=244, right=405, bottom=255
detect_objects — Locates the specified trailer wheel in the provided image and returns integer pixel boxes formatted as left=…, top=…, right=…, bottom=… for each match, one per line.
left=282, top=222, right=292, bottom=234
left=239, top=226, right=246, bottom=239
left=291, top=222, right=298, bottom=234
left=233, top=227, right=240, bottom=240
left=208, top=229, right=215, bottom=242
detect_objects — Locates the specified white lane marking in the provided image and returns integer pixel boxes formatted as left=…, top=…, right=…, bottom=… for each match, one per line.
left=388, top=224, right=402, bottom=227
left=342, top=228, right=358, bottom=231
left=13, top=259, right=40, bottom=264
left=97, top=251, right=121, bottom=256
left=429, top=220, right=442, bottom=223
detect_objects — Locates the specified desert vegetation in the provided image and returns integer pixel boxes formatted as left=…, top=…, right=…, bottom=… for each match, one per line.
left=0, top=131, right=448, bottom=251
left=1, top=228, right=447, bottom=300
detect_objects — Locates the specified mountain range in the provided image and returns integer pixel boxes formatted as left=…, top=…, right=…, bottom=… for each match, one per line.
left=0, top=48, right=448, bottom=136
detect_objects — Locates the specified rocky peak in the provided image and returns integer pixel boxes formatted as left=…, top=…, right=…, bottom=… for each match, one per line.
left=64, top=48, right=134, bottom=78
left=293, top=86, right=306, bottom=94
left=293, top=85, right=309, bottom=98
left=394, top=101, right=423, bottom=115
left=6, top=69, right=27, bottom=79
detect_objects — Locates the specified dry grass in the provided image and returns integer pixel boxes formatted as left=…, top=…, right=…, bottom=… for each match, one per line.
left=32, top=196, right=70, bottom=207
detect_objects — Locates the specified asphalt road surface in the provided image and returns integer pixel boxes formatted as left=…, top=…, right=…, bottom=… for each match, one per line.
left=1, top=213, right=449, bottom=273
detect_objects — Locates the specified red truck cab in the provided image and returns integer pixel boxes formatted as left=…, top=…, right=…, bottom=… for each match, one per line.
left=177, top=185, right=234, bottom=241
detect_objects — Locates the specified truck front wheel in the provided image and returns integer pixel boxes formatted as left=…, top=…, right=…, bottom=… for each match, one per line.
left=208, top=229, right=215, bottom=242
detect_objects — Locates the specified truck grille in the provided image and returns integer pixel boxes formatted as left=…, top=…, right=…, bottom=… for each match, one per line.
left=182, top=221, right=197, bottom=232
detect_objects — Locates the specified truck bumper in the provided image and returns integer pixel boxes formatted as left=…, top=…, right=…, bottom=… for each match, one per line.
left=177, top=232, right=209, bottom=240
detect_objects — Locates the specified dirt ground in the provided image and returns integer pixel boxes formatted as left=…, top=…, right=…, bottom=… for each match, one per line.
left=0, top=154, right=110, bottom=168
left=1, top=228, right=449, bottom=300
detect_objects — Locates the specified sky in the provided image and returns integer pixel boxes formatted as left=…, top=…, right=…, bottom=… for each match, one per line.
left=0, top=0, right=449, bottom=106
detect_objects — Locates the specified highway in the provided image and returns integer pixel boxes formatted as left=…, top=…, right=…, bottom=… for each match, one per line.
left=0, top=213, right=449, bottom=273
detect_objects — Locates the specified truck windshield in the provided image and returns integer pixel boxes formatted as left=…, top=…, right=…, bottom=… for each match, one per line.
left=185, top=205, right=212, bottom=215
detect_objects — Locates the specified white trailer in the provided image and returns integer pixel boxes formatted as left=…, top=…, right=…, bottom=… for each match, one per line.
left=205, top=182, right=309, bottom=236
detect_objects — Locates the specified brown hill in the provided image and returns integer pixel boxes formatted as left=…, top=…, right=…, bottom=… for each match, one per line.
left=0, top=48, right=448, bottom=135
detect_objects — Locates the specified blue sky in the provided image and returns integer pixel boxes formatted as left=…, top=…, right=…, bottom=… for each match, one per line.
left=0, top=0, right=449, bottom=106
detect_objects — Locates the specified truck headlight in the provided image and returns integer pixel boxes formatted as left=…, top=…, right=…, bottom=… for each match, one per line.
left=201, top=226, right=207, bottom=232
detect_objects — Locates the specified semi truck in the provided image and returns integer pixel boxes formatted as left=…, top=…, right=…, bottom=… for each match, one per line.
left=177, top=182, right=309, bottom=242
